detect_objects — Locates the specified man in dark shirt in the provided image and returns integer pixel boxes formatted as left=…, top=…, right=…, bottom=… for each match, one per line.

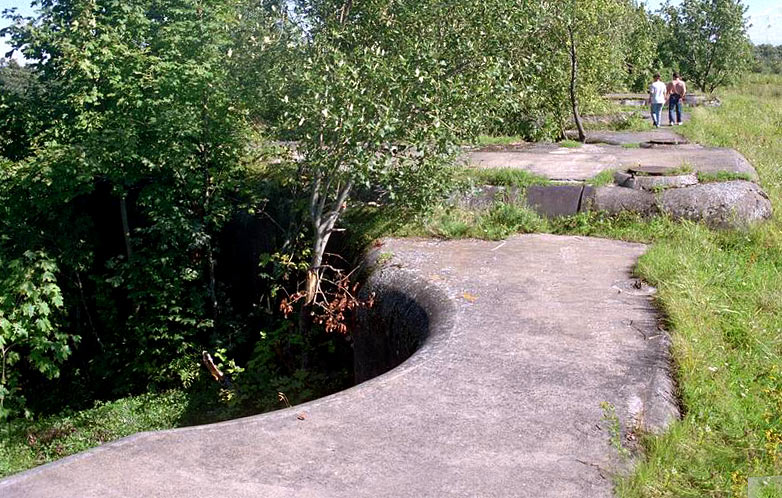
left=666, top=73, right=687, bottom=126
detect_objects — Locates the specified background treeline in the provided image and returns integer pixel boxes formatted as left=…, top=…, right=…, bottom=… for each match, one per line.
left=753, top=44, right=782, bottom=74
left=0, top=0, right=754, bottom=423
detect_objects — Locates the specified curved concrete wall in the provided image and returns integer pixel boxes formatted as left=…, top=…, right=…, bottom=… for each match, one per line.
left=353, top=259, right=456, bottom=383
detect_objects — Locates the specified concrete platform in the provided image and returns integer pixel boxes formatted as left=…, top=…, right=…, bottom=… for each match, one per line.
left=564, top=129, right=689, bottom=146
left=466, top=144, right=758, bottom=181
left=0, top=235, right=677, bottom=498
left=578, top=111, right=692, bottom=129
left=604, top=93, right=720, bottom=107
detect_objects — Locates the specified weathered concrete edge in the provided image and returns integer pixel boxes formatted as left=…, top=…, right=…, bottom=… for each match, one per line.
left=642, top=330, right=680, bottom=435
left=362, top=236, right=681, bottom=438
left=0, top=253, right=458, bottom=489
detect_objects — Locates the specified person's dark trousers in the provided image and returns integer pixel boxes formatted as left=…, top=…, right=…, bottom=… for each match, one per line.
left=668, top=93, right=683, bottom=124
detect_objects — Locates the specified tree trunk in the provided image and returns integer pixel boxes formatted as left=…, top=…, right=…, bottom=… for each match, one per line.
left=298, top=177, right=352, bottom=367
left=338, top=0, right=353, bottom=24
left=119, top=194, right=133, bottom=260
left=206, top=241, right=218, bottom=318
left=568, top=25, right=586, bottom=143
left=304, top=179, right=352, bottom=306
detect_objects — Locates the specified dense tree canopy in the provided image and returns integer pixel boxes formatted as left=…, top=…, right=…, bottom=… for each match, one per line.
left=657, top=0, right=752, bottom=92
left=752, top=44, right=782, bottom=74
left=0, top=0, right=756, bottom=420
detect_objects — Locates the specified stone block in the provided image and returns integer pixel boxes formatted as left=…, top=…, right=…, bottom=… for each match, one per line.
left=525, top=185, right=584, bottom=218
left=661, top=180, right=772, bottom=228
left=590, top=186, right=659, bottom=216
left=632, top=174, right=698, bottom=191
left=614, top=171, right=635, bottom=188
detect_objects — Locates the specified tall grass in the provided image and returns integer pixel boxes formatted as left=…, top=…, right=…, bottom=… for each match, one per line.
left=616, top=74, right=782, bottom=497
left=0, top=391, right=188, bottom=478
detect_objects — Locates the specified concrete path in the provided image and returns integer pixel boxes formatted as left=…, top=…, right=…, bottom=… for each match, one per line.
left=0, top=235, right=677, bottom=498
left=604, top=93, right=719, bottom=107
left=580, top=110, right=692, bottom=128
left=564, top=129, right=689, bottom=145
left=467, top=143, right=758, bottom=181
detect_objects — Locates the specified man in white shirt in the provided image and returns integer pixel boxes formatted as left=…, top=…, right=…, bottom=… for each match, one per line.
left=648, top=73, right=667, bottom=128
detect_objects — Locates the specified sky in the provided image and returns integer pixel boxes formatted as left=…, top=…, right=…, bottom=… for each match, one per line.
left=1, top=0, right=781, bottom=62
left=644, top=0, right=782, bottom=45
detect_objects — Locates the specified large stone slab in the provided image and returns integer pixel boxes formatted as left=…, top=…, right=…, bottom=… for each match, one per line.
left=0, top=235, right=678, bottom=498
left=614, top=146, right=758, bottom=180
left=565, top=129, right=689, bottom=146
left=590, top=182, right=772, bottom=228
left=591, top=186, right=660, bottom=216
left=525, top=185, right=587, bottom=217
left=660, top=180, right=772, bottom=229
left=623, top=173, right=699, bottom=191
left=467, top=143, right=620, bottom=181
left=451, top=185, right=524, bottom=210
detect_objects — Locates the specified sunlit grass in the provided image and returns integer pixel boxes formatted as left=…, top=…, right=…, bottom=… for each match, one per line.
left=0, top=391, right=188, bottom=478
left=616, top=74, right=782, bottom=498
left=455, top=167, right=551, bottom=189
left=559, top=139, right=583, bottom=148
left=586, top=169, right=616, bottom=187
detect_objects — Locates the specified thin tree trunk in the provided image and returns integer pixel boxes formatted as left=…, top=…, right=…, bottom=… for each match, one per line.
left=701, top=24, right=719, bottom=94
left=119, top=194, right=133, bottom=260
left=338, top=0, right=353, bottom=24
left=568, top=25, right=586, bottom=143
left=305, top=180, right=352, bottom=305
left=1, top=348, right=7, bottom=414
left=298, top=178, right=352, bottom=368
left=75, top=270, right=102, bottom=349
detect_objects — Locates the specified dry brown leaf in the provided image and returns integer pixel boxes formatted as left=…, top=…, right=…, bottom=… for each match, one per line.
left=462, top=292, right=478, bottom=303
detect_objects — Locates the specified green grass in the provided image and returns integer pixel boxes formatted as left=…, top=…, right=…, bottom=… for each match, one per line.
left=752, top=478, right=782, bottom=498
left=390, top=203, right=685, bottom=244
left=698, top=171, right=755, bottom=183
left=396, top=203, right=548, bottom=240
left=670, top=163, right=694, bottom=175
left=586, top=169, right=616, bottom=187
left=0, top=391, right=188, bottom=478
left=456, top=167, right=551, bottom=189
left=559, top=139, right=583, bottom=148
left=614, top=74, right=782, bottom=498
left=621, top=142, right=641, bottom=148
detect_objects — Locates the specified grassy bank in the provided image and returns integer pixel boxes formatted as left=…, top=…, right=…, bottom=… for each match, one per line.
left=0, top=391, right=188, bottom=478
left=616, top=74, right=782, bottom=497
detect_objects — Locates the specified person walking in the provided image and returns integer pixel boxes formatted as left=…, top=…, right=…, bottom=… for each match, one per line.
left=648, top=73, right=667, bottom=128
left=667, top=72, right=687, bottom=125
